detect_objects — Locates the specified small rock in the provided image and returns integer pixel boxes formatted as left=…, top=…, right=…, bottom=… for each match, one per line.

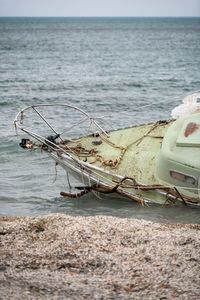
left=0, top=265, right=7, bottom=271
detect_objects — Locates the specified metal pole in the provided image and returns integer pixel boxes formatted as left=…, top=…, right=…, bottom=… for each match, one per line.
left=32, top=106, right=64, bottom=141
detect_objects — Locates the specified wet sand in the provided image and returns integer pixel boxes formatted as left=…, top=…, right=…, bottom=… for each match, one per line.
left=0, top=214, right=200, bottom=299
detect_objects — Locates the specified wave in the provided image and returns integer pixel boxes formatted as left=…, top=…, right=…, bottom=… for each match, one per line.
left=0, top=101, right=11, bottom=106
left=123, top=82, right=142, bottom=88
left=158, top=78, right=179, bottom=83
left=0, top=79, right=27, bottom=84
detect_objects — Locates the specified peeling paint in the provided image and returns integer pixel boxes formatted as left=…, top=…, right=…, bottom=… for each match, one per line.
left=184, top=122, right=199, bottom=137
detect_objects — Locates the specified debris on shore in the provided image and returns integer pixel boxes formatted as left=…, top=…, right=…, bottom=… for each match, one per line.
left=0, top=214, right=200, bottom=299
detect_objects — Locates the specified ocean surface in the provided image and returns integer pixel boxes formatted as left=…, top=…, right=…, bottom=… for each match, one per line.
left=0, top=17, right=200, bottom=223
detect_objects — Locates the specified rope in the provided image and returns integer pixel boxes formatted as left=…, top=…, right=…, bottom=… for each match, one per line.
left=88, top=120, right=168, bottom=169
left=122, top=90, right=200, bottom=113
left=66, top=171, right=72, bottom=192
left=113, top=176, right=200, bottom=204
left=53, top=162, right=58, bottom=183
left=60, top=176, right=200, bottom=205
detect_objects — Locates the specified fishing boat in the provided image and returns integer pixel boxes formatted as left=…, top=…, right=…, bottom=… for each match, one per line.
left=14, top=94, right=200, bottom=206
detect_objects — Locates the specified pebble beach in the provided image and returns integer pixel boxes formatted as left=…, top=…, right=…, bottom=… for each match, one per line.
left=0, top=214, right=200, bottom=299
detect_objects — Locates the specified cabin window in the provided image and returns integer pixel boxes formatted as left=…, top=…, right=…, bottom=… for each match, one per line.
left=169, top=170, right=197, bottom=186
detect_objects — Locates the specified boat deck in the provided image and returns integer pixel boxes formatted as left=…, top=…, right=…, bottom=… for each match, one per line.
left=65, top=120, right=173, bottom=186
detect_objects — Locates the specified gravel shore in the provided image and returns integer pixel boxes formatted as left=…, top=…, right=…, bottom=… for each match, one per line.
left=0, top=213, right=200, bottom=299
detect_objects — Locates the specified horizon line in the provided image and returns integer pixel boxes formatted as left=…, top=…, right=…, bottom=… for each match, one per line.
left=0, top=15, right=200, bottom=18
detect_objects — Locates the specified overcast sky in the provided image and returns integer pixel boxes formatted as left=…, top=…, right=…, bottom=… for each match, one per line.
left=0, top=0, right=200, bottom=17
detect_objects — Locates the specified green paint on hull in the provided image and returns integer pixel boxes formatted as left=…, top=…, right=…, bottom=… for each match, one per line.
left=66, top=120, right=175, bottom=204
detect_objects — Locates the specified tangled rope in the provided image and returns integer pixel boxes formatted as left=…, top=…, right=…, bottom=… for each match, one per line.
left=89, top=134, right=127, bottom=168
left=61, top=176, right=200, bottom=205
left=60, top=182, right=146, bottom=205
left=88, top=120, right=169, bottom=169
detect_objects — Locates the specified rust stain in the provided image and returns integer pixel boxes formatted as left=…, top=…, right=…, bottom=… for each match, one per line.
left=184, top=122, right=199, bottom=137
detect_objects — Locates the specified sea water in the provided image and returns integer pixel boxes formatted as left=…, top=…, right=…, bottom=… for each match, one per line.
left=0, top=17, right=200, bottom=223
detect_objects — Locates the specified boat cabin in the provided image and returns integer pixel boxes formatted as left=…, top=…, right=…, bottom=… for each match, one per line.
left=156, top=113, right=200, bottom=198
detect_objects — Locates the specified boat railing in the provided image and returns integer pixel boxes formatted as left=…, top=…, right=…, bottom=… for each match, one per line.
left=14, top=103, right=110, bottom=151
